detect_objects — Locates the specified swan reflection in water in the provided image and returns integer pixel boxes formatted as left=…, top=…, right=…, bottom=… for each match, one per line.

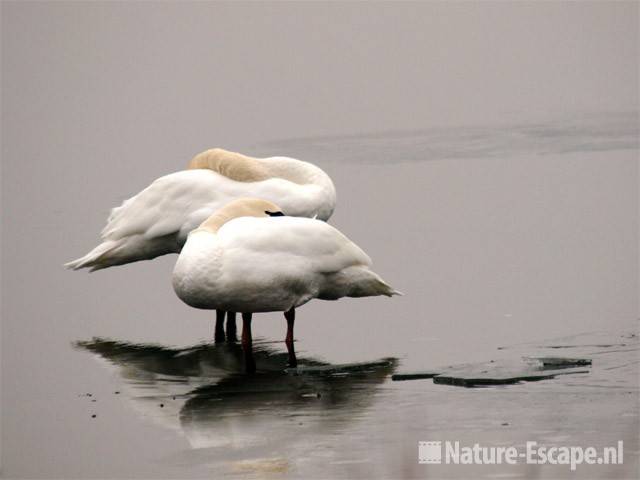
left=75, top=338, right=396, bottom=455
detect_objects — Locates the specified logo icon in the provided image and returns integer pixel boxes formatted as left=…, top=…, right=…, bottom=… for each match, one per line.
left=419, top=441, right=442, bottom=464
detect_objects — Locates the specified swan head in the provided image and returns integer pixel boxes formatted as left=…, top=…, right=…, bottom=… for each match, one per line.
left=198, top=198, right=284, bottom=233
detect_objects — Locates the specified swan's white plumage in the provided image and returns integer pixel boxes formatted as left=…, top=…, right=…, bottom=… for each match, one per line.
left=66, top=150, right=336, bottom=271
left=172, top=209, right=399, bottom=314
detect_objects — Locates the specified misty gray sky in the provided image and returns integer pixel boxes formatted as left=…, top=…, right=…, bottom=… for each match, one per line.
left=3, top=2, right=637, bottom=154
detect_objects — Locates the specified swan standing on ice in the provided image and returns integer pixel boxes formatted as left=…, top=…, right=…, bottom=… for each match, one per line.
left=66, top=148, right=337, bottom=340
left=172, top=198, right=401, bottom=373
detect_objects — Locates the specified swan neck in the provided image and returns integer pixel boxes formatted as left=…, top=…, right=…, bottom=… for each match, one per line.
left=198, top=212, right=230, bottom=234
left=260, top=157, right=337, bottom=220
left=261, top=157, right=326, bottom=187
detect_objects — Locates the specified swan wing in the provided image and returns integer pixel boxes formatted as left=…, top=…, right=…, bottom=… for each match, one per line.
left=64, top=170, right=234, bottom=269
left=102, top=169, right=230, bottom=242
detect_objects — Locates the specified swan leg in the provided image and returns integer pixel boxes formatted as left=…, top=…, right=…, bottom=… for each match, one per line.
left=226, top=312, right=237, bottom=343
left=284, top=308, right=297, bottom=368
left=241, top=313, right=256, bottom=374
left=214, top=310, right=226, bottom=343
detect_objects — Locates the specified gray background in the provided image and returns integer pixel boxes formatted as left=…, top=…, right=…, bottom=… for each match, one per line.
left=1, top=2, right=638, bottom=478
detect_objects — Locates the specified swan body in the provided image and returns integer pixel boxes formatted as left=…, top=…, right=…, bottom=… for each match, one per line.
left=172, top=199, right=400, bottom=314
left=66, top=149, right=336, bottom=271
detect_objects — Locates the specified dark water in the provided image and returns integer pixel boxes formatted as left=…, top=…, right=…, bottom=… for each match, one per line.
left=2, top=119, right=638, bottom=478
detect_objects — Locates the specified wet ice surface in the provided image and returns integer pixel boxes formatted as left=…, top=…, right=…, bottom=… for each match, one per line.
left=73, top=330, right=639, bottom=479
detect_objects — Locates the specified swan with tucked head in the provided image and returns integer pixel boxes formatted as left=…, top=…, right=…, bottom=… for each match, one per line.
left=172, top=198, right=401, bottom=372
left=66, top=148, right=337, bottom=341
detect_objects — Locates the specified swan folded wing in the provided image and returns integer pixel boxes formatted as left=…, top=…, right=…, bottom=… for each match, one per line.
left=218, top=217, right=372, bottom=274
left=100, top=170, right=225, bottom=241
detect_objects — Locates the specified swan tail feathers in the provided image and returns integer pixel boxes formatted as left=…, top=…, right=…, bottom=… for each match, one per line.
left=64, top=240, right=120, bottom=271
left=343, top=267, right=402, bottom=298
left=377, top=279, right=403, bottom=297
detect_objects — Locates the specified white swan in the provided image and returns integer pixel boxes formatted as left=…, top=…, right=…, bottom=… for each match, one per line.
left=172, top=198, right=401, bottom=371
left=66, top=148, right=336, bottom=271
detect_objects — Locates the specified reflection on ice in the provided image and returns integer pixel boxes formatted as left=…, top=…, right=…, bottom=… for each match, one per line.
left=75, top=338, right=396, bottom=451
left=73, top=330, right=639, bottom=477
